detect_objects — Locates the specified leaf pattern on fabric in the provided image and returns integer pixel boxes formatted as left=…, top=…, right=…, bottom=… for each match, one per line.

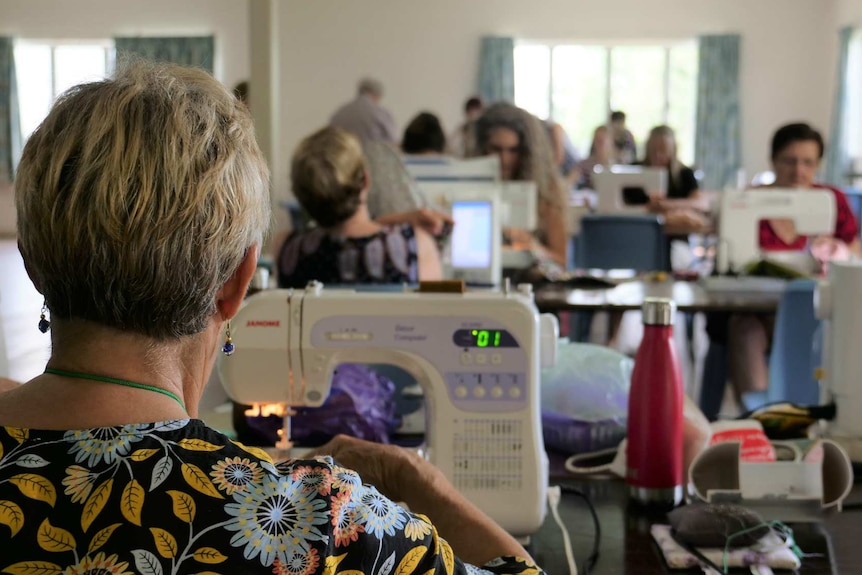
left=81, top=478, right=113, bottom=532
left=180, top=463, right=223, bottom=499
left=9, top=475, right=56, bottom=507
left=120, top=480, right=145, bottom=526
left=36, top=518, right=76, bottom=552
left=1, top=561, right=62, bottom=575
left=0, top=422, right=545, bottom=575
left=88, top=523, right=122, bottom=554
left=0, top=500, right=24, bottom=537
left=166, top=490, right=196, bottom=524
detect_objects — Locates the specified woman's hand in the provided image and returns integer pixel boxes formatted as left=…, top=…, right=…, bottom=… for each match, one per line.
left=810, top=236, right=852, bottom=276
left=376, top=208, right=454, bottom=237
left=306, top=434, right=443, bottom=504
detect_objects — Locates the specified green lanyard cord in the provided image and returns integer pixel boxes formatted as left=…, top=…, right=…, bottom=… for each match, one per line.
left=44, top=368, right=187, bottom=414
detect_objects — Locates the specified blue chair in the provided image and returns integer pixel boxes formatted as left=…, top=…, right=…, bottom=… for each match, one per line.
left=576, top=214, right=669, bottom=272
left=742, top=279, right=821, bottom=409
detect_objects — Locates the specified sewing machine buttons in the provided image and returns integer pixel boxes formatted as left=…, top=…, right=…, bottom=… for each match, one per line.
left=460, top=353, right=472, bottom=365
left=446, top=372, right=527, bottom=412
left=491, top=353, right=502, bottom=365
left=508, top=386, right=522, bottom=399
left=491, top=386, right=503, bottom=398
left=473, top=386, right=486, bottom=398
left=455, top=386, right=468, bottom=398
left=475, top=354, right=487, bottom=365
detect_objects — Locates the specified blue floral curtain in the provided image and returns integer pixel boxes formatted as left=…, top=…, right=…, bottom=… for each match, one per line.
left=695, top=34, right=741, bottom=190
left=0, top=37, right=21, bottom=183
left=478, top=37, right=515, bottom=104
left=114, top=36, right=215, bottom=74
left=825, top=27, right=854, bottom=186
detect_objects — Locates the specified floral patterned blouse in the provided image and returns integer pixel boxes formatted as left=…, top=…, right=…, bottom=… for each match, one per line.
left=0, top=420, right=544, bottom=575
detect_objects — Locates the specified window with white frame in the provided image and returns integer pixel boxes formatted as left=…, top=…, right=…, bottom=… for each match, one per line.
left=514, top=40, right=699, bottom=166
left=845, top=29, right=862, bottom=185
left=14, top=40, right=115, bottom=141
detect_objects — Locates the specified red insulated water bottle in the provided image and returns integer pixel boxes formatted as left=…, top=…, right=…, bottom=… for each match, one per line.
left=626, top=297, right=684, bottom=508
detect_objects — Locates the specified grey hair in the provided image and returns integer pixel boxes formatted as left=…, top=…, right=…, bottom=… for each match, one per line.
left=358, top=77, right=384, bottom=98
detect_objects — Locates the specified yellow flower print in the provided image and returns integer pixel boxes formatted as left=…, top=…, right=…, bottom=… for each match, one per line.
left=210, top=456, right=264, bottom=495
left=61, top=465, right=96, bottom=504
left=403, top=514, right=433, bottom=542
left=63, top=552, right=134, bottom=575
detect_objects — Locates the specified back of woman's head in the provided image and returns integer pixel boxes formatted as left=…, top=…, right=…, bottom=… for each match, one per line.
left=472, top=102, right=564, bottom=208
left=15, top=60, right=271, bottom=340
left=401, top=112, right=446, bottom=154
left=291, top=127, right=366, bottom=228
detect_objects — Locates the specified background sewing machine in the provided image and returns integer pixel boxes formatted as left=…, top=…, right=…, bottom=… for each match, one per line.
left=422, top=181, right=539, bottom=282
left=816, top=260, right=862, bottom=464
left=715, top=188, right=836, bottom=275
left=217, top=283, right=559, bottom=536
left=593, top=165, right=667, bottom=214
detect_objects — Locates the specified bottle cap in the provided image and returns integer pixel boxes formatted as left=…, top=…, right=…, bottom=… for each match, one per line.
left=642, top=298, right=675, bottom=326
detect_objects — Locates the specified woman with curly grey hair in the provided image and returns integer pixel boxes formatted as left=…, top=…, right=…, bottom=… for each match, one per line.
left=471, top=102, right=569, bottom=266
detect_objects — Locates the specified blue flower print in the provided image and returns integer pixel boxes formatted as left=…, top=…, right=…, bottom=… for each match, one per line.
left=357, top=486, right=407, bottom=539
left=224, top=475, right=329, bottom=566
left=64, top=424, right=147, bottom=466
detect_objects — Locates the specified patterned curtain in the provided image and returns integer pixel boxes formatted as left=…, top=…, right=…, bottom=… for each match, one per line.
left=695, top=35, right=741, bottom=190
left=478, top=37, right=515, bottom=104
left=114, top=36, right=215, bottom=74
left=825, top=27, right=854, bottom=186
left=0, top=37, right=21, bottom=183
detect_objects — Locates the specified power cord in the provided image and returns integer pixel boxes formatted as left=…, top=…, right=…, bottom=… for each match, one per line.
left=546, top=484, right=603, bottom=575
left=547, top=485, right=577, bottom=575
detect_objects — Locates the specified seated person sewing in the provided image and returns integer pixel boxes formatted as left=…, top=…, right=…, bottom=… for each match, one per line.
left=726, top=122, right=859, bottom=408
left=469, top=102, right=569, bottom=266
left=401, top=111, right=447, bottom=156
left=0, top=61, right=540, bottom=574
left=278, top=127, right=443, bottom=288
left=574, top=125, right=612, bottom=190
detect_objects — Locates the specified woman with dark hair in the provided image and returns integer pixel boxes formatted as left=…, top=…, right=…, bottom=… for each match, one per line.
left=470, top=102, right=569, bottom=266
left=724, top=122, right=860, bottom=409
left=401, top=111, right=447, bottom=155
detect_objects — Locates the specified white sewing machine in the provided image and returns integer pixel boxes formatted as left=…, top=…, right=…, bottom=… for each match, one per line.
left=594, top=165, right=667, bottom=214
left=816, top=260, right=862, bottom=463
left=217, top=282, right=559, bottom=536
left=716, top=188, right=836, bottom=274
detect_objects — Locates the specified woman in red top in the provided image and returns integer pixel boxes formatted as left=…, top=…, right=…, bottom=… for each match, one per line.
left=728, top=123, right=860, bottom=407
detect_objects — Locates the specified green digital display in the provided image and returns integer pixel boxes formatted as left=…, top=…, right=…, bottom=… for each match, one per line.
left=452, top=329, right=519, bottom=348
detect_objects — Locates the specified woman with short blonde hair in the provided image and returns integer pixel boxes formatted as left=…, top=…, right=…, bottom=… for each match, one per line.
left=278, top=126, right=442, bottom=287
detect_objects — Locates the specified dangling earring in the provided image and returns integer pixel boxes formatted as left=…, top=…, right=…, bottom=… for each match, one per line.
left=38, top=301, right=51, bottom=333
left=222, top=321, right=235, bottom=356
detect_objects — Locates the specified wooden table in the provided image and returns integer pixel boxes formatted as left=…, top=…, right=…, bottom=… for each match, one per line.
left=530, top=477, right=862, bottom=574
left=534, top=279, right=783, bottom=314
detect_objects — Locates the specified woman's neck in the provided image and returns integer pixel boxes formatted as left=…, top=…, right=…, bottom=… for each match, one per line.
left=330, top=204, right=383, bottom=237
left=0, top=319, right=218, bottom=429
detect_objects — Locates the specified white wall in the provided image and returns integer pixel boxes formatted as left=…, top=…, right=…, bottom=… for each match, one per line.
left=836, top=0, right=862, bottom=26
left=0, top=0, right=249, bottom=88
left=275, top=0, right=835, bottom=199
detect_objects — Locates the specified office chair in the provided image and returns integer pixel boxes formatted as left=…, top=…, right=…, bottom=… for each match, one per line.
left=576, top=214, right=669, bottom=272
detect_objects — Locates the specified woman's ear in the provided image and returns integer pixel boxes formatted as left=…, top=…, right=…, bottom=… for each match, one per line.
left=216, top=245, right=259, bottom=320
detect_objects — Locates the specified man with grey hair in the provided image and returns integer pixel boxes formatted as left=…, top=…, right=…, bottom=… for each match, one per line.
left=330, top=76, right=398, bottom=145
